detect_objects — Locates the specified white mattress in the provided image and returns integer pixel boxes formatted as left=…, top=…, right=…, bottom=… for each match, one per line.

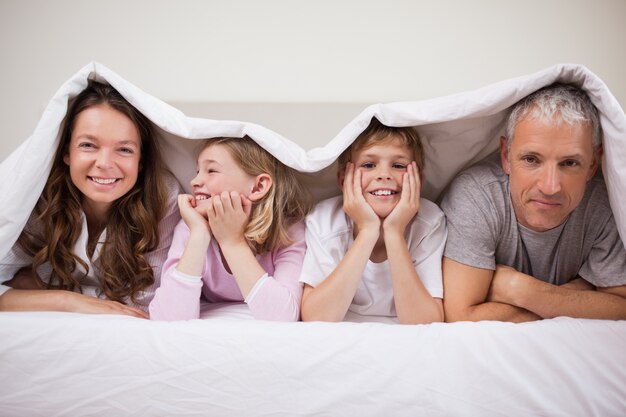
left=1, top=62, right=625, bottom=416
left=0, top=309, right=624, bottom=417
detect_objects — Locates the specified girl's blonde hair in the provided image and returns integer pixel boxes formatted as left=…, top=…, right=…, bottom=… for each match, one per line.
left=201, top=137, right=310, bottom=254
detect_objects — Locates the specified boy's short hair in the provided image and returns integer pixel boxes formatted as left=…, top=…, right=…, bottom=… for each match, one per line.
left=338, top=118, right=425, bottom=171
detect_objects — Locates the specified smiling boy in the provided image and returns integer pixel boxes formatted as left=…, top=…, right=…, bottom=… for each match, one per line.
left=299, top=118, right=446, bottom=324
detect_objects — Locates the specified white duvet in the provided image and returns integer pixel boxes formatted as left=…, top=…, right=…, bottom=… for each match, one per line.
left=0, top=62, right=625, bottom=417
left=1, top=62, right=625, bottom=260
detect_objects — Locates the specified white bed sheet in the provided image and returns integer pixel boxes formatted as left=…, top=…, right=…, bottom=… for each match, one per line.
left=1, top=62, right=626, bottom=417
left=0, top=311, right=624, bottom=417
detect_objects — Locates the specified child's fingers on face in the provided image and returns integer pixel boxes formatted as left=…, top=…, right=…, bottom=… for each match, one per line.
left=177, top=194, right=187, bottom=210
left=219, top=191, right=236, bottom=212
left=230, top=191, right=243, bottom=211
left=211, top=195, right=224, bottom=216
left=400, top=171, right=410, bottom=202
left=353, top=167, right=364, bottom=196
left=411, top=162, right=421, bottom=203
left=343, top=162, right=354, bottom=195
left=240, top=194, right=252, bottom=216
left=177, top=194, right=191, bottom=207
left=204, top=198, right=215, bottom=220
left=407, top=164, right=416, bottom=199
left=411, top=162, right=420, bottom=185
left=193, top=203, right=207, bottom=219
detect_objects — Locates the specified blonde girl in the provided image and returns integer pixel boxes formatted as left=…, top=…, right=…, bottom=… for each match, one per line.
left=150, top=136, right=309, bottom=321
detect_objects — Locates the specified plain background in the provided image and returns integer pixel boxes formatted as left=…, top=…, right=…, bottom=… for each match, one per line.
left=1, top=0, right=625, bottom=161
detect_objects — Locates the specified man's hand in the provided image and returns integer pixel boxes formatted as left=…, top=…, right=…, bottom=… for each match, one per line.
left=485, top=265, right=626, bottom=320
left=488, top=267, right=597, bottom=305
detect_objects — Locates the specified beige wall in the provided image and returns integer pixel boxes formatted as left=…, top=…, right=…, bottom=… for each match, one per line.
left=1, top=0, right=625, bottom=160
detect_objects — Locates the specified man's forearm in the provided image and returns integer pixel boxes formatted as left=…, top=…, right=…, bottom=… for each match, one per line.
left=443, top=257, right=541, bottom=323
left=513, top=279, right=626, bottom=320
left=454, top=300, right=541, bottom=323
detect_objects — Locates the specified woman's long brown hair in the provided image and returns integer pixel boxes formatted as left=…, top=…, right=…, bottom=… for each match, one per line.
left=17, top=80, right=166, bottom=306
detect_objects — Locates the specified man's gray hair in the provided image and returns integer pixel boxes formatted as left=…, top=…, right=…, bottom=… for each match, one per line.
left=504, top=83, right=602, bottom=151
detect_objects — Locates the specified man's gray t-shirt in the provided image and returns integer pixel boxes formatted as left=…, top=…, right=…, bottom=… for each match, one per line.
left=440, top=154, right=626, bottom=287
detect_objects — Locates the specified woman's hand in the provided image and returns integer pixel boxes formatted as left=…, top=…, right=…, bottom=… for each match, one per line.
left=343, top=162, right=380, bottom=236
left=206, top=191, right=252, bottom=248
left=63, top=292, right=149, bottom=318
left=0, top=289, right=148, bottom=319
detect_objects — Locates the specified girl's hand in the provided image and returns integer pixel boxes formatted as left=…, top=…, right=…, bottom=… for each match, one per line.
left=343, top=162, right=380, bottom=235
left=178, top=194, right=210, bottom=235
left=383, top=162, right=420, bottom=235
left=206, top=191, right=252, bottom=248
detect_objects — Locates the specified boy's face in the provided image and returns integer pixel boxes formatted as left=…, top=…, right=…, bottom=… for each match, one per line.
left=345, top=137, right=414, bottom=219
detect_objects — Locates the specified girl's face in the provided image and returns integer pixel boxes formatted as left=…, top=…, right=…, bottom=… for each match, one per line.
left=63, top=104, right=142, bottom=220
left=191, top=143, right=257, bottom=207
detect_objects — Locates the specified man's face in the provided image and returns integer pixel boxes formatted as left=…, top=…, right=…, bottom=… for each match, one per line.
left=501, top=116, right=600, bottom=232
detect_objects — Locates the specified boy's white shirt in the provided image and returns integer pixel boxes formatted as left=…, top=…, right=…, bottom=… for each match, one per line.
left=299, top=195, right=446, bottom=320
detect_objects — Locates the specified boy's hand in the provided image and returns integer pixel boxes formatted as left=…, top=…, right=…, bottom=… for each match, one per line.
left=383, top=162, right=420, bottom=234
left=343, top=162, right=380, bottom=235
left=206, top=191, right=252, bottom=248
left=178, top=194, right=211, bottom=235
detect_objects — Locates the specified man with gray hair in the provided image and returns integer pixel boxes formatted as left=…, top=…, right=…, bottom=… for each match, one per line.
left=441, top=83, right=626, bottom=322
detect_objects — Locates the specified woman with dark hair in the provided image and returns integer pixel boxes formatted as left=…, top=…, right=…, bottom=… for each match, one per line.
left=0, top=81, right=180, bottom=317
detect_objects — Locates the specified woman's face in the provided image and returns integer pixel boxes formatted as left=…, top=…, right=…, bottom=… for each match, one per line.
left=63, top=103, right=142, bottom=220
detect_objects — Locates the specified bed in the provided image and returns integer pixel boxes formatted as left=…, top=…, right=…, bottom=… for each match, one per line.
left=0, top=62, right=625, bottom=417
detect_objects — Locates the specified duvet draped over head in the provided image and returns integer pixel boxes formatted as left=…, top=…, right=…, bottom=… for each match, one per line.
left=1, top=62, right=625, bottom=263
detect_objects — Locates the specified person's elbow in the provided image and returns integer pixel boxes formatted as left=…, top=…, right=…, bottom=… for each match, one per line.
left=300, top=298, right=344, bottom=322
left=443, top=298, right=476, bottom=322
left=252, top=299, right=301, bottom=322
left=397, top=298, right=444, bottom=325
